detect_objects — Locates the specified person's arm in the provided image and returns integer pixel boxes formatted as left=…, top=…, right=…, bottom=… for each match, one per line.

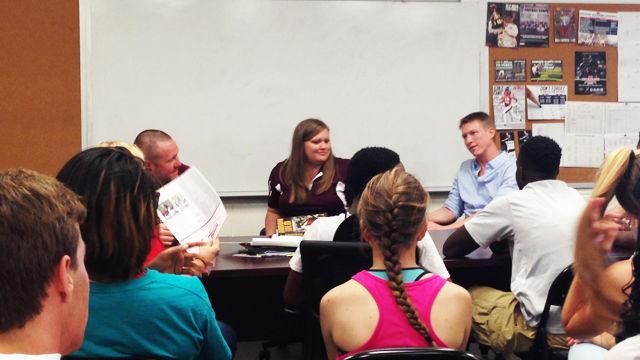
left=444, top=197, right=512, bottom=258
left=562, top=198, right=629, bottom=338
left=427, top=207, right=458, bottom=229
left=443, top=225, right=480, bottom=258
left=283, top=269, right=304, bottom=307
left=320, top=292, right=339, bottom=360
left=429, top=213, right=476, bottom=231
left=417, top=233, right=450, bottom=279
left=431, top=282, right=472, bottom=350
left=431, top=174, right=464, bottom=227
left=265, top=164, right=283, bottom=236
left=494, top=158, right=520, bottom=199
left=265, top=207, right=281, bottom=237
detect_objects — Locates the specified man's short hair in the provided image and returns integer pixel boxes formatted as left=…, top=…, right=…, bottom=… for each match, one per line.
left=458, top=111, right=494, bottom=129
left=346, top=147, right=400, bottom=204
left=0, top=169, right=86, bottom=332
left=518, top=136, right=562, bottom=177
left=133, top=129, right=173, bottom=161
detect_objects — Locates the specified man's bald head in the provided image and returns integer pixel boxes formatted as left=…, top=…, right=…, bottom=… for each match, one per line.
left=134, top=130, right=182, bottom=184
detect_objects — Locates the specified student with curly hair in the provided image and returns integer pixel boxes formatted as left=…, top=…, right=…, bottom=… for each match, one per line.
left=57, top=147, right=231, bottom=360
left=320, top=168, right=471, bottom=359
left=562, top=147, right=640, bottom=359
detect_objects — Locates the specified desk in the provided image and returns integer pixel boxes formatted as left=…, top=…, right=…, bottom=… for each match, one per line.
left=213, top=236, right=290, bottom=277
left=212, top=231, right=510, bottom=275
left=203, top=232, right=512, bottom=340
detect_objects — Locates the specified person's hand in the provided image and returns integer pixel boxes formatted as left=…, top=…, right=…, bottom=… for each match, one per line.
left=586, top=198, right=619, bottom=254
left=427, top=221, right=444, bottom=231
left=603, top=204, right=634, bottom=232
left=181, top=237, right=220, bottom=277
left=147, top=242, right=205, bottom=275
left=567, top=332, right=615, bottom=350
left=158, top=223, right=175, bottom=247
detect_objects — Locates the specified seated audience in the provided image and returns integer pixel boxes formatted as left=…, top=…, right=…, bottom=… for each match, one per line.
left=428, top=111, right=518, bottom=230
left=265, top=119, right=349, bottom=236
left=320, top=168, right=471, bottom=359
left=95, top=140, right=213, bottom=275
left=0, top=169, right=88, bottom=358
left=57, top=147, right=231, bottom=360
left=444, top=136, right=585, bottom=353
left=283, top=147, right=449, bottom=306
left=562, top=148, right=640, bottom=359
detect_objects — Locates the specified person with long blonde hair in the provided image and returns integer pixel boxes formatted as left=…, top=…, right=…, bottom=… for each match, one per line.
left=320, top=168, right=471, bottom=359
left=562, top=147, right=640, bottom=358
left=265, top=119, right=349, bottom=236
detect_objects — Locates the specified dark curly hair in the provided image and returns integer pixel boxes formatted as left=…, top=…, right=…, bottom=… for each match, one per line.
left=345, top=147, right=400, bottom=207
left=57, top=147, right=160, bottom=282
left=518, top=136, right=561, bottom=178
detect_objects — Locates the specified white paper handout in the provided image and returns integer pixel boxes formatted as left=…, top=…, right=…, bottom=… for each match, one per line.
left=526, top=85, right=568, bottom=120
left=605, top=103, right=640, bottom=134
left=605, top=133, right=640, bottom=155
left=157, top=167, right=227, bottom=245
left=562, top=134, right=604, bottom=168
left=532, top=122, right=566, bottom=149
left=618, top=12, right=640, bottom=102
left=565, top=102, right=605, bottom=135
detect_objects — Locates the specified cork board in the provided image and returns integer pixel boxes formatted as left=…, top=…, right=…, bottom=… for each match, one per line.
left=0, top=0, right=80, bottom=176
left=489, top=3, right=640, bottom=184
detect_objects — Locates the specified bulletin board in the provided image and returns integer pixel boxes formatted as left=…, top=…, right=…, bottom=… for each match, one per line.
left=0, top=0, right=81, bottom=176
left=488, top=3, right=640, bottom=184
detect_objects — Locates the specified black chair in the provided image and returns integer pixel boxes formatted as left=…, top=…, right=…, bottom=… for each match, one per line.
left=523, top=264, right=574, bottom=360
left=342, top=347, right=482, bottom=360
left=300, top=240, right=373, bottom=360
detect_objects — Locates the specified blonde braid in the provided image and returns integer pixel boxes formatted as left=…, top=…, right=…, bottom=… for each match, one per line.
left=358, top=168, right=432, bottom=344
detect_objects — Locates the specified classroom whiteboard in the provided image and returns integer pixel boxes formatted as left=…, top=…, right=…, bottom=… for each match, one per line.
left=81, top=0, right=482, bottom=196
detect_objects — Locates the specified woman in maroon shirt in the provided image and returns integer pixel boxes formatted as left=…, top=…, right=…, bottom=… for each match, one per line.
left=265, top=119, right=349, bottom=236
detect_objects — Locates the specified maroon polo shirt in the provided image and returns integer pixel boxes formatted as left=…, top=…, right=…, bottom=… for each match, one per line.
left=267, top=157, right=349, bottom=218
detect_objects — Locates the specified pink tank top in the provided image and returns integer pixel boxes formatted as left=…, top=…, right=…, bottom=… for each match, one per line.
left=336, top=270, right=448, bottom=360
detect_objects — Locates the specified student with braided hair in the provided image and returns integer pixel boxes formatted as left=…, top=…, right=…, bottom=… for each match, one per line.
left=562, top=148, right=640, bottom=358
left=320, top=168, right=471, bottom=359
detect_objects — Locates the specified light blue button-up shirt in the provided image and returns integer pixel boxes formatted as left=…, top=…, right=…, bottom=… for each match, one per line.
left=443, top=151, right=518, bottom=218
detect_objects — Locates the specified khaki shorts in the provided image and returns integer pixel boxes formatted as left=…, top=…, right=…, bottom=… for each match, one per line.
left=469, top=286, right=567, bottom=353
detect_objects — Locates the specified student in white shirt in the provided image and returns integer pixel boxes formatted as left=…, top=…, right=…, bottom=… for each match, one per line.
left=444, top=136, right=585, bottom=353
left=283, top=147, right=449, bottom=307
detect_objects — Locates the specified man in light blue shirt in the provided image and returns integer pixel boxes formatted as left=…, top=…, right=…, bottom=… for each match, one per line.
left=428, top=111, right=518, bottom=229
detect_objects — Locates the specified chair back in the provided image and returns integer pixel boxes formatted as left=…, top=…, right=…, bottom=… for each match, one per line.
left=300, top=240, right=372, bottom=314
left=300, top=240, right=372, bottom=360
left=342, top=347, right=482, bottom=360
left=526, top=264, right=574, bottom=360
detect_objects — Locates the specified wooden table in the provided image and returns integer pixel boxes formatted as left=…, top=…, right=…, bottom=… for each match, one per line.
left=202, top=231, right=512, bottom=340
left=211, top=231, right=510, bottom=275
left=212, top=236, right=291, bottom=277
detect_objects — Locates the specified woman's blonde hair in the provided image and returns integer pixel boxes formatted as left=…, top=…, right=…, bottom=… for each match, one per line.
left=280, top=118, right=336, bottom=204
left=578, top=147, right=640, bottom=340
left=357, top=167, right=432, bottom=344
left=96, top=141, right=145, bottom=161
